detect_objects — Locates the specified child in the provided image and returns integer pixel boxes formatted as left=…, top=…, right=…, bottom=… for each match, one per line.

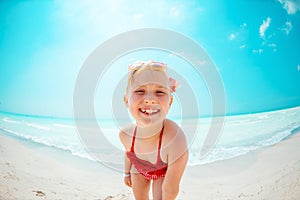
left=119, top=60, right=188, bottom=200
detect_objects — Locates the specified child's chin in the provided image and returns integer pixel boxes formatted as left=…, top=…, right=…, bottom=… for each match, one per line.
left=138, top=117, right=165, bottom=127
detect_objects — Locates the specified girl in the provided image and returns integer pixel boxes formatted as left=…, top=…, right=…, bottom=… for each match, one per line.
left=119, top=61, right=188, bottom=200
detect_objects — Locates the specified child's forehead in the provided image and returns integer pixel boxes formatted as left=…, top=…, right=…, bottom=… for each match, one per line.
left=134, top=83, right=168, bottom=89
left=131, top=70, right=169, bottom=86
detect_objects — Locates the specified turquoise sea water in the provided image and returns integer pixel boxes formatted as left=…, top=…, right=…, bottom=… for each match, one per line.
left=0, top=106, right=300, bottom=166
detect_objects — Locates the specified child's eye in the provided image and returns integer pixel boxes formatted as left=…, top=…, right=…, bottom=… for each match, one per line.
left=134, top=89, right=145, bottom=95
left=156, top=90, right=166, bottom=95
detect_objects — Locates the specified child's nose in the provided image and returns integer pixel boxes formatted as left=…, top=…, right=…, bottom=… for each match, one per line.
left=144, top=97, right=156, bottom=105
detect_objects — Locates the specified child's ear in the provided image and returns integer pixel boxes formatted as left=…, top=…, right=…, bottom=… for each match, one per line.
left=169, top=95, right=173, bottom=106
left=124, top=95, right=129, bottom=107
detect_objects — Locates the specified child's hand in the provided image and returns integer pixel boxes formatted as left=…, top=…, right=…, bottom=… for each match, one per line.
left=124, top=176, right=132, bottom=187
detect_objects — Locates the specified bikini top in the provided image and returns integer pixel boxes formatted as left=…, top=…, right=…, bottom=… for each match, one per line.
left=126, top=126, right=168, bottom=180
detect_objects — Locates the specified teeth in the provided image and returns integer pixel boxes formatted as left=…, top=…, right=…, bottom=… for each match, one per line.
left=141, top=109, right=158, bottom=114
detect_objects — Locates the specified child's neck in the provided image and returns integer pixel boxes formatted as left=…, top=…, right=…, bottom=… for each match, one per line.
left=136, top=120, right=165, bottom=140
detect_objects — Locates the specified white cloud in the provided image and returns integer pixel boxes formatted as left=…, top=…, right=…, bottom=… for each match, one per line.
left=268, top=43, right=277, bottom=47
left=240, top=23, right=247, bottom=28
left=277, top=0, right=300, bottom=14
left=268, top=43, right=277, bottom=52
left=255, top=18, right=278, bottom=54
left=259, top=17, right=271, bottom=39
left=298, top=64, right=300, bottom=71
left=228, top=22, right=247, bottom=42
left=229, top=33, right=237, bottom=40
left=239, top=44, right=246, bottom=49
left=253, top=49, right=263, bottom=54
left=282, top=21, right=293, bottom=35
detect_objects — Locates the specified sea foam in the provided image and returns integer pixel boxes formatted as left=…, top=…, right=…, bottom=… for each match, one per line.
left=0, top=106, right=300, bottom=166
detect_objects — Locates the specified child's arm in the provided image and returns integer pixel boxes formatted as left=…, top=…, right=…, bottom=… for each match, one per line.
left=119, top=130, right=132, bottom=187
left=162, top=127, right=188, bottom=200
left=123, top=154, right=132, bottom=187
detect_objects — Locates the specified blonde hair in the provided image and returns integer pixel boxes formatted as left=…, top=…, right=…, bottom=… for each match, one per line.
left=126, top=60, right=170, bottom=94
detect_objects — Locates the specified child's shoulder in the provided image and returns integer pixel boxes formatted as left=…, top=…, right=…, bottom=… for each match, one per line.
left=119, top=123, right=135, bottom=138
left=164, top=119, right=182, bottom=129
left=164, top=119, right=184, bottom=137
left=119, top=123, right=135, bottom=148
left=163, top=119, right=187, bottom=155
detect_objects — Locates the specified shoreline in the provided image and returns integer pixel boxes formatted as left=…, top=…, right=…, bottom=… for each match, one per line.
left=1, top=130, right=300, bottom=199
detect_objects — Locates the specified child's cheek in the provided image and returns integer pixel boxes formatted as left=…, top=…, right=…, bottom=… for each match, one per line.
left=159, top=96, right=170, bottom=104
left=128, top=94, right=140, bottom=105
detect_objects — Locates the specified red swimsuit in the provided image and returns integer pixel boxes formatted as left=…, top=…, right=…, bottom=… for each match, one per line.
left=126, top=126, right=168, bottom=180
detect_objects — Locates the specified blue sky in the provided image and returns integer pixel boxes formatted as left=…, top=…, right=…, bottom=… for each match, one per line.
left=0, top=0, right=300, bottom=118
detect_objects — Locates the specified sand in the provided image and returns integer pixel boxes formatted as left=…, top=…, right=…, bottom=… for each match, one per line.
left=1, top=130, right=300, bottom=200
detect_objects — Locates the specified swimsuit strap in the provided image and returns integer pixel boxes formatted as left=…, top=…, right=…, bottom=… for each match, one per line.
left=156, top=125, right=165, bottom=162
left=130, top=127, right=137, bottom=152
left=157, top=125, right=164, bottom=152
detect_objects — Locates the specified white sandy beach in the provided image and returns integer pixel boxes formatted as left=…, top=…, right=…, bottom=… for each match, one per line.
left=1, top=130, right=300, bottom=200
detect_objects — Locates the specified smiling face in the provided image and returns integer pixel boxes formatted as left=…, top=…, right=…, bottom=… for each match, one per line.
left=125, top=69, right=173, bottom=127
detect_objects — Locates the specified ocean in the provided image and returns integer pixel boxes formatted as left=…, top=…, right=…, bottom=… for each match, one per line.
left=1, top=106, right=300, bottom=169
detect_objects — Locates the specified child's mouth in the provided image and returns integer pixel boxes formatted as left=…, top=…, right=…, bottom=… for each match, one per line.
left=139, top=108, right=160, bottom=115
